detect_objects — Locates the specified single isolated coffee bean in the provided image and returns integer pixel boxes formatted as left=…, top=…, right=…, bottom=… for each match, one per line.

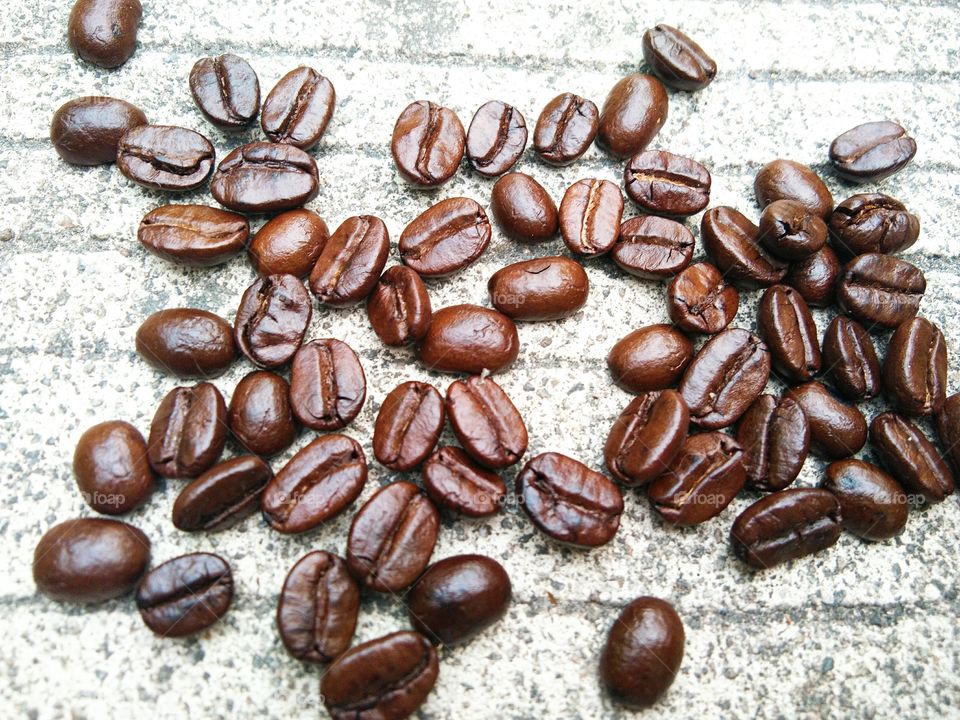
left=289, top=339, right=366, bottom=431
left=373, top=381, right=445, bottom=471
left=701, top=206, right=786, bottom=287
left=446, top=375, right=528, bottom=469
left=559, top=178, right=624, bottom=257
left=366, top=265, right=433, bottom=346
left=488, top=256, right=589, bottom=321
left=417, top=304, right=519, bottom=375
left=466, top=100, right=527, bottom=177
left=171, top=455, right=272, bottom=532
left=309, top=215, right=389, bottom=306
left=756, top=284, right=821, bottom=384
left=391, top=100, right=465, bottom=187
left=822, top=460, right=908, bottom=541
left=883, top=316, right=947, bottom=416
left=489, top=172, right=559, bottom=243
left=135, top=553, right=233, bottom=637
left=785, top=245, right=841, bottom=308
left=147, top=382, right=228, bottom=479
left=614, top=216, right=694, bottom=279
left=736, top=394, right=809, bottom=492
left=597, top=73, right=668, bottom=159
left=607, top=324, right=693, bottom=393
left=624, top=150, right=710, bottom=217
left=50, top=96, right=146, bottom=165
left=642, top=24, right=717, bottom=91
left=828, top=193, right=920, bottom=257
left=68, top=0, right=141, bottom=69
left=784, top=382, right=866, bottom=459
left=399, top=197, right=491, bottom=277
left=234, top=274, right=312, bottom=369
left=667, top=262, right=739, bottom=334
left=604, top=390, right=689, bottom=487
left=136, top=308, right=236, bottom=378
left=138, top=204, right=249, bottom=268
left=211, top=142, right=319, bottom=213
left=228, top=371, right=298, bottom=457
left=754, top=159, right=834, bottom=220
left=117, top=125, right=215, bottom=191
left=261, top=66, right=335, bottom=150
left=758, top=199, right=828, bottom=261
left=837, top=253, right=925, bottom=328
left=189, top=54, right=260, bottom=129
left=248, top=209, right=329, bottom=278
left=821, top=316, right=881, bottom=402
left=936, top=394, right=960, bottom=474
left=33, top=518, right=149, bottom=603
left=534, top=93, right=599, bottom=165
left=871, top=412, right=954, bottom=504
left=422, top=446, right=506, bottom=517
left=829, top=121, right=917, bottom=183
left=74, top=420, right=155, bottom=514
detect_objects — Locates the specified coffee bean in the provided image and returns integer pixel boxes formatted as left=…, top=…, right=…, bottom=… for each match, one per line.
left=68, top=0, right=141, bottom=69
left=399, top=197, right=491, bottom=277
left=366, top=265, right=433, bottom=346
left=211, top=141, right=319, bottom=213
left=533, top=93, right=599, bottom=165
left=347, top=481, right=439, bottom=592
left=234, top=274, right=312, bottom=369
left=604, top=390, right=689, bottom=487
left=829, top=193, right=920, bottom=257
left=50, top=96, right=147, bottom=165
left=446, top=375, right=528, bottom=469
left=228, top=371, right=298, bottom=457
left=784, top=381, right=866, bottom=459
left=309, top=215, right=390, bottom=306
left=147, top=382, right=227, bottom=478
left=936, top=394, right=960, bottom=474
left=373, top=381, right=445, bottom=471
left=731, top=488, right=841, bottom=569
left=136, top=308, right=236, bottom=378
left=138, top=204, right=249, bottom=267
left=829, top=121, right=916, bottom=183
left=289, top=339, right=366, bottom=431
left=642, top=24, right=717, bottom=91
left=489, top=172, right=559, bottom=243
left=597, top=74, right=668, bottom=159
left=559, top=178, right=624, bottom=257
left=666, top=262, right=739, bottom=334
left=837, top=253, right=925, bottom=328
left=614, top=216, right=694, bottom=279
left=276, top=551, right=359, bottom=663
left=262, top=434, right=367, bottom=534
left=488, top=256, right=589, bottom=321
left=33, top=518, right=150, bottom=603
left=517, top=452, right=623, bottom=547
left=608, top=324, right=693, bottom=393
left=417, top=304, right=519, bottom=375
left=171, top=455, right=272, bottom=532
left=117, top=125, right=215, bottom=191
left=248, top=209, right=329, bottom=278
left=74, top=421, right=155, bottom=514
left=822, top=460, right=908, bottom=541
left=701, top=206, right=787, bottom=287
left=736, top=394, right=809, bottom=492
left=757, top=284, right=821, bottom=384
left=391, top=100, right=465, bottom=186
left=822, top=316, right=881, bottom=402
left=870, top=412, right=954, bottom=504
left=135, top=553, right=233, bottom=637
left=189, top=54, right=260, bottom=128
left=422, top=446, right=507, bottom=517
left=261, top=67, right=335, bottom=150
left=624, top=150, right=710, bottom=217
left=785, top=245, right=841, bottom=308
left=754, top=159, right=834, bottom=220
left=758, top=199, right=828, bottom=261
left=466, top=100, right=527, bottom=177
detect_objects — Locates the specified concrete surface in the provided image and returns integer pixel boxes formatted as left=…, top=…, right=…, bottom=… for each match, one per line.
left=1, top=0, right=960, bottom=718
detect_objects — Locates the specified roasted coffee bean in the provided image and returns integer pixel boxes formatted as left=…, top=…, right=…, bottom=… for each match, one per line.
left=289, top=339, right=366, bottom=431
left=33, top=518, right=149, bottom=603
left=784, top=381, right=866, bottom=459
left=228, top=371, right=298, bottom=457
left=261, top=67, right=335, bottom=150
left=391, top=100, right=465, bottom=187
left=309, top=215, right=390, bottom=306
left=667, top=262, right=739, bottom=334
left=488, top=256, right=589, bottom=321
left=466, top=100, right=527, bottom=177
left=559, top=178, right=624, bottom=257
left=785, top=245, right=841, bottom=308
left=276, top=551, right=359, bottom=663
left=642, top=24, right=717, bottom=91
left=517, top=452, right=623, bottom=547
left=822, top=460, right=908, bottom=541
left=446, top=375, right=528, bottom=469
left=211, top=141, right=319, bottom=213
left=701, top=206, right=786, bottom=287
left=822, top=316, right=881, bottom=401
left=754, top=159, right=834, bottom=220
left=399, top=197, right=491, bottom=277
left=936, top=394, right=960, bottom=474
left=604, top=390, right=689, bottom=487
left=50, top=96, right=146, bottom=165
left=408, top=555, right=511, bottom=646
left=614, top=216, right=694, bottom=279
left=234, top=274, right=312, bottom=369
left=600, top=597, right=685, bottom=709
left=68, top=0, right=141, bottom=68
left=422, top=446, right=507, bottom=517
left=679, top=328, right=770, bottom=429
left=829, top=193, right=920, bottom=258
left=736, top=394, right=809, bottom=492
left=147, top=382, right=228, bottom=479
left=837, top=253, right=925, bottom=328
left=597, top=74, right=668, bottom=159
left=366, top=265, right=433, bottom=346
left=261, top=434, right=367, bottom=533
left=248, top=209, right=329, bottom=277
left=870, top=412, right=954, bottom=504
left=757, top=284, right=821, bottom=384
left=731, top=488, right=841, bottom=569
left=117, top=125, right=215, bottom=191
left=373, top=381, right=445, bottom=471
left=347, top=481, right=439, bottom=592
left=189, top=54, right=260, bottom=129
left=608, top=324, right=693, bottom=393
left=138, top=204, right=249, bottom=267
left=171, top=455, right=272, bottom=532
left=135, top=553, right=233, bottom=637
left=321, top=631, right=438, bottom=720
left=489, top=172, right=559, bottom=243
left=829, top=121, right=916, bottom=183
left=417, top=304, right=519, bottom=374
left=758, top=199, right=828, bottom=261
left=74, top=421, right=155, bottom=515
left=534, top=93, right=599, bottom=165
left=136, top=308, right=236, bottom=378
left=624, top=150, right=710, bottom=217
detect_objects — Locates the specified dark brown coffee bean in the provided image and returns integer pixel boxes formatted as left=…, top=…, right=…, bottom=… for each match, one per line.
left=936, top=394, right=960, bottom=474
left=261, top=67, right=335, bottom=150
left=642, top=24, right=717, bottom=91
left=614, top=216, right=694, bottom=279
left=417, top=304, right=519, bottom=375
left=228, top=371, right=298, bottom=457
left=597, top=74, right=668, bottom=159
left=171, top=455, right=272, bottom=532
left=829, top=193, right=920, bottom=257
left=366, top=265, right=433, bottom=346
left=289, top=339, right=366, bottom=431
left=391, top=100, right=465, bottom=187
left=422, top=446, right=506, bottom=517
left=466, top=100, right=527, bottom=177
left=822, top=460, right=908, bottom=541
left=758, top=199, right=828, bottom=261
left=784, top=382, right=866, bottom=459
left=490, top=172, right=559, bottom=243
left=624, top=150, right=710, bottom=217
left=534, top=93, right=599, bottom=165
left=785, top=245, right=841, bottom=308
left=33, top=518, right=149, bottom=603
left=347, top=481, right=439, bottom=592
left=679, top=328, right=771, bottom=429
left=276, top=551, right=359, bottom=663
left=210, top=141, right=319, bottom=213
left=68, top=0, right=141, bottom=69
left=136, top=308, right=236, bottom=378
left=560, top=178, right=624, bottom=257
left=517, top=452, right=623, bottom=547
left=604, top=390, right=689, bottom=487
left=608, top=324, right=693, bottom=393
left=372, top=381, right=444, bottom=471
left=248, top=209, right=329, bottom=278
left=309, top=215, right=389, bottom=306
left=50, top=96, right=147, bottom=165
left=234, top=274, right=312, bottom=369
left=399, top=197, right=491, bottom=277
left=117, top=125, right=215, bottom=191
left=138, top=204, right=249, bottom=267
left=147, top=382, right=227, bottom=479
left=754, top=159, right=834, bottom=220
left=757, top=284, right=821, bottom=384
left=701, top=206, right=787, bottom=287
left=736, top=394, right=809, bottom=492
left=446, top=375, right=528, bottom=469
left=667, top=262, right=739, bottom=334
left=870, top=412, right=954, bottom=504
left=731, top=488, right=841, bottom=569
left=135, top=553, right=233, bottom=637
left=189, top=54, right=260, bottom=129
left=488, top=256, right=589, bottom=321
left=829, top=121, right=916, bottom=183
left=74, top=421, right=155, bottom=515
left=837, top=253, right=925, bottom=328
left=822, top=316, right=881, bottom=401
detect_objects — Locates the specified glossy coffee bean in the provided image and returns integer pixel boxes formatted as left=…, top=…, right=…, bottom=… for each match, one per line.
left=600, top=597, right=684, bottom=709
left=234, top=274, right=312, bottom=369
left=614, top=216, right=694, bottom=279
left=936, top=394, right=960, bottom=474
left=138, top=204, right=249, bottom=267
left=679, top=328, right=771, bottom=429
left=68, top=0, right=141, bottom=68
left=228, top=371, right=297, bottom=456
left=117, top=125, right=215, bottom=191
left=147, top=382, right=227, bottom=479
left=489, top=172, right=559, bottom=243
left=784, top=382, right=866, bottom=459
left=785, top=245, right=841, bottom=308
left=399, top=197, right=491, bottom=277
left=837, top=253, right=925, bottom=328
left=822, top=460, right=908, bottom=541
left=822, top=316, right=881, bottom=401
left=757, top=284, right=821, bottom=384
left=604, top=390, right=689, bottom=487
left=261, top=67, right=335, bottom=150
left=870, top=412, right=954, bottom=504
left=624, top=150, right=710, bottom=217
left=366, top=265, right=433, bottom=346
left=642, top=24, right=717, bottom=91
left=248, top=209, right=329, bottom=278
left=828, top=193, right=920, bottom=257
left=758, top=199, right=827, bottom=261
left=533, top=93, right=599, bottom=165
left=701, top=206, right=786, bottom=287
left=517, top=452, right=623, bottom=548
left=736, top=394, right=809, bottom=492
left=276, top=551, right=359, bottom=663
left=50, top=96, right=146, bottom=165
left=731, top=488, right=841, bottom=569
left=559, top=178, right=624, bottom=257
left=417, top=304, right=519, bottom=375
left=261, top=434, right=367, bottom=534
left=372, top=381, right=445, bottom=471
left=488, top=256, right=589, bottom=321
left=466, top=100, right=527, bottom=177
left=74, top=421, right=155, bottom=514
left=667, top=262, right=739, bottom=334
left=33, top=518, right=149, bottom=603
left=422, top=446, right=506, bottom=517
left=597, top=74, right=668, bottom=159
left=189, top=54, right=259, bottom=128
left=289, top=339, right=366, bottom=431
left=136, top=309, right=236, bottom=378
left=883, top=317, right=947, bottom=416
left=608, top=324, right=693, bottom=393
left=391, top=100, right=465, bottom=186
left=446, top=375, right=528, bottom=469
left=829, top=121, right=916, bottom=183
left=171, top=455, right=272, bottom=532
left=309, top=215, right=389, bottom=306
left=211, top=142, right=319, bottom=213
left=135, top=553, right=233, bottom=637
left=754, top=159, right=834, bottom=220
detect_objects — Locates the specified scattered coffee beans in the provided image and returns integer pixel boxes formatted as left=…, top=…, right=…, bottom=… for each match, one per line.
left=559, top=178, right=624, bottom=257
left=391, top=100, right=465, bottom=186
left=828, top=193, right=920, bottom=257
left=490, top=172, right=559, bottom=243
left=624, top=150, right=710, bottom=217
left=372, top=381, right=445, bottom=471
left=261, top=67, right=335, bottom=150
left=822, top=459, right=908, bottom=541
left=309, top=215, right=390, bottom=306
left=607, top=324, right=693, bottom=393
left=736, top=394, right=809, bottom=492
left=829, top=121, right=916, bottom=183
left=366, top=265, right=433, bottom=346
left=597, top=74, right=668, bottom=159
left=446, top=375, right=528, bottom=469
left=227, top=371, right=298, bottom=457
left=466, top=101, right=527, bottom=177
left=50, top=96, right=147, bottom=165
left=533, top=93, right=599, bottom=165
left=248, top=209, right=329, bottom=278
left=73, top=420, right=155, bottom=514
left=136, top=309, right=236, bottom=378
left=754, top=159, right=834, bottom=220
left=211, top=142, right=319, bottom=213
left=604, top=390, right=689, bottom=487
left=417, top=304, right=519, bottom=375
left=667, top=262, right=739, bottom=334
left=171, top=455, right=272, bottom=532
left=422, top=446, right=507, bottom=517
left=614, top=215, right=695, bottom=279
left=147, top=382, right=228, bottom=479
left=135, top=552, right=233, bottom=637
left=399, top=197, right=491, bottom=277
left=784, top=381, right=867, bottom=459
left=138, top=204, right=249, bottom=267
left=642, top=24, right=717, bottom=91
left=68, top=0, right=141, bottom=69
left=289, top=339, right=366, bottom=431
left=488, top=256, right=589, bottom=321
left=190, top=54, right=260, bottom=128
